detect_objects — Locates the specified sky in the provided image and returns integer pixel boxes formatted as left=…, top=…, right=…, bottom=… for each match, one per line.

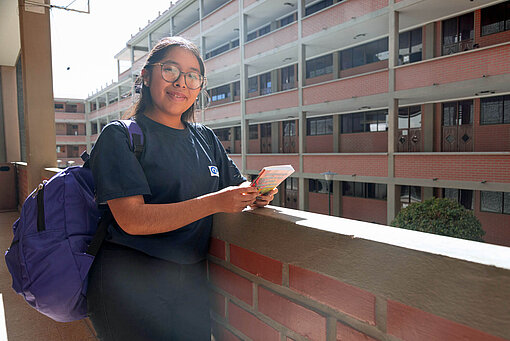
left=50, top=0, right=172, bottom=99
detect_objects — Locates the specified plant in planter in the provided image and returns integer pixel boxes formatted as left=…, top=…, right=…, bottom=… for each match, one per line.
left=391, top=197, right=485, bottom=242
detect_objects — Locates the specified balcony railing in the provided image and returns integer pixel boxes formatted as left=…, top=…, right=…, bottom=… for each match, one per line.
left=3, top=163, right=510, bottom=340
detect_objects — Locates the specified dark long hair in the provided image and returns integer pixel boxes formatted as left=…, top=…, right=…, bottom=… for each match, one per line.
left=123, top=36, right=206, bottom=122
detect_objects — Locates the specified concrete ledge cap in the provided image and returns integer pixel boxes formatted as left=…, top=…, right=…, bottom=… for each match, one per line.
left=244, top=205, right=510, bottom=270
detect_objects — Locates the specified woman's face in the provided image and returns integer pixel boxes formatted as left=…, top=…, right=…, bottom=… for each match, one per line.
left=144, top=46, right=202, bottom=124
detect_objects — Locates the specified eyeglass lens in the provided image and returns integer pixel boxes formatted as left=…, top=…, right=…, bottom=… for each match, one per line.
left=161, top=64, right=202, bottom=89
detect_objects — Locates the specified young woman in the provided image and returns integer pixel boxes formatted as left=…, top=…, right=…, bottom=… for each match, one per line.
left=87, top=36, right=276, bottom=340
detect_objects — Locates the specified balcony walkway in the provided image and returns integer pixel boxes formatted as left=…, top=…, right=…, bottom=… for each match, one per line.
left=0, top=211, right=97, bottom=341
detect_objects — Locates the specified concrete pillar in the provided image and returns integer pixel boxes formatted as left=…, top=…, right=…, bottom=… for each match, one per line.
left=239, top=2, right=247, bottom=172
left=424, top=22, right=435, bottom=60
left=333, top=114, right=340, bottom=153
left=333, top=180, right=341, bottom=216
left=423, top=187, right=434, bottom=201
left=117, top=86, right=121, bottom=101
left=332, top=51, right=340, bottom=79
left=387, top=184, right=400, bottom=224
left=271, top=121, right=279, bottom=153
left=117, top=59, right=120, bottom=77
left=271, top=69, right=278, bottom=93
left=96, top=98, right=99, bottom=112
left=85, top=101, right=91, bottom=152
left=300, top=176, right=308, bottom=211
left=299, top=44, right=306, bottom=87
left=170, top=17, right=174, bottom=36
left=18, top=0, right=57, bottom=190
left=230, top=127, right=235, bottom=153
left=422, top=103, right=434, bottom=152
left=298, top=111, right=306, bottom=210
left=148, top=32, right=152, bottom=51
left=130, top=45, right=135, bottom=65
left=201, top=36, right=207, bottom=58
left=298, top=0, right=305, bottom=19
left=105, top=93, right=109, bottom=106
left=0, top=66, right=21, bottom=162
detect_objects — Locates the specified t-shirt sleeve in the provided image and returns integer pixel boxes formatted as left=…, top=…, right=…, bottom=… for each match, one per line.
left=89, top=122, right=151, bottom=203
left=208, top=129, right=246, bottom=188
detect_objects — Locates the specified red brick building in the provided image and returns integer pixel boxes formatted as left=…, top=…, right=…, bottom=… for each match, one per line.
left=85, top=0, right=510, bottom=247
left=54, top=98, right=87, bottom=167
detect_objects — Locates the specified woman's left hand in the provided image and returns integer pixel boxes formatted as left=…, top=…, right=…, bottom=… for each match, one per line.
left=251, top=188, right=278, bottom=208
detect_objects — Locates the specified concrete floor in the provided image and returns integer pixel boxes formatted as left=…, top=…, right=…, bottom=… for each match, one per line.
left=0, top=211, right=98, bottom=341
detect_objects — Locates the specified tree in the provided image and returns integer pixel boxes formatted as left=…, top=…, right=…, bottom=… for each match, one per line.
left=391, top=197, right=485, bottom=242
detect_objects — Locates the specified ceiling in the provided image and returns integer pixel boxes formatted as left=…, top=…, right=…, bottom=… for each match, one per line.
left=0, top=0, right=21, bottom=67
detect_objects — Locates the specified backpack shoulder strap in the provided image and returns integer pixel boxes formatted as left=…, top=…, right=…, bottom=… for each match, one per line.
left=118, top=119, right=145, bottom=160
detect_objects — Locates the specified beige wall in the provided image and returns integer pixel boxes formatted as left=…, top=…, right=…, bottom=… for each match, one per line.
left=18, top=0, right=56, bottom=190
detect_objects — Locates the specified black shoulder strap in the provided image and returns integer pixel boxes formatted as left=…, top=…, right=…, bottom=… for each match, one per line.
left=118, top=119, right=145, bottom=160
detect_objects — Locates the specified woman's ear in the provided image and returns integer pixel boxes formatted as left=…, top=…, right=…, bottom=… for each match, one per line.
left=141, top=69, right=150, bottom=87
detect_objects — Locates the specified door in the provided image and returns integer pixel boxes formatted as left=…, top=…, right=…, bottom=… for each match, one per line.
left=260, top=123, right=272, bottom=153
left=442, top=100, right=473, bottom=152
left=398, top=106, right=422, bottom=152
left=284, top=177, right=298, bottom=209
left=282, top=120, right=297, bottom=153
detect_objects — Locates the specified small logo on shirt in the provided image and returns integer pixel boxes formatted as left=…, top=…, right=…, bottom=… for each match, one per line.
left=209, top=166, right=219, bottom=177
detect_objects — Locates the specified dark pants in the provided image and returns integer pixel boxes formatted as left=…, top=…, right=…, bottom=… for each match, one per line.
left=87, top=242, right=211, bottom=341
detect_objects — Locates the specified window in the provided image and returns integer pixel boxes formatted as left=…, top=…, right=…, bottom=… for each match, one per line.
left=481, top=95, right=510, bottom=125
left=280, top=13, right=295, bottom=28
left=206, top=43, right=230, bottom=59
left=66, top=104, right=77, bottom=113
left=283, top=121, right=296, bottom=136
left=258, top=25, right=270, bottom=37
left=233, top=81, right=240, bottom=99
left=305, top=0, right=333, bottom=16
left=341, top=110, right=388, bottom=133
left=400, top=186, right=421, bottom=207
left=340, top=38, right=389, bottom=70
left=444, top=188, right=474, bottom=210
left=234, top=126, right=241, bottom=140
left=286, top=177, right=298, bottom=191
left=54, top=103, right=64, bottom=110
left=342, top=182, right=386, bottom=200
left=442, top=13, right=474, bottom=55
left=281, top=65, right=295, bottom=90
left=209, top=84, right=230, bottom=103
left=248, top=76, right=258, bottom=94
left=399, top=106, right=422, bottom=129
left=481, top=191, right=510, bottom=214
left=249, top=125, right=258, bottom=139
left=306, top=54, right=333, bottom=79
left=481, top=2, right=510, bottom=36
left=399, top=28, right=423, bottom=65
left=231, top=39, right=239, bottom=48
left=307, top=116, right=333, bottom=136
left=259, top=72, right=272, bottom=95
left=247, top=31, right=257, bottom=41
left=56, top=145, right=62, bottom=153
left=309, top=179, right=332, bottom=194
left=214, top=128, right=230, bottom=141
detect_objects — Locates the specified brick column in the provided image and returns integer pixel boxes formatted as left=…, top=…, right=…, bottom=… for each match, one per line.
left=0, top=66, right=21, bottom=161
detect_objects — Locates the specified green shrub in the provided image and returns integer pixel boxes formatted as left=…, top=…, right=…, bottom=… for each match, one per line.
left=391, top=197, right=485, bottom=242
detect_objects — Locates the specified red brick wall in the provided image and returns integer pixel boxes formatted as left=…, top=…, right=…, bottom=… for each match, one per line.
left=302, top=0, right=389, bottom=38
left=55, top=123, right=66, bottom=135
left=245, top=23, right=298, bottom=59
left=474, top=191, right=510, bottom=247
left=394, top=154, right=510, bottom=183
left=474, top=9, right=510, bottom=48
left=303, top=155, right=388, bottom=177
left=202, top=0, right=238, bottom=32
left=473, top=98, right=510, bottom=152
left=246, top=155, right=299, bottom=172
left=305, top=135, right=333, bottom=153
left=339, top=60, right=388, bottom=78
left=303, top=70, right=388, bottom=106
left=308, top=192, right=330, bottom=215
left=204, top=102, right=241, bottom=121
left=341, top=196, right=387, bottom=224
left=248, top=139, right=260, bottom=154
left=205, top=48, right=240, bottom=73
left=246, top=90, right=298, bottom=115
left=340, top=132, right=388, bottom=153
left=396, top=44, right=510, bottom=91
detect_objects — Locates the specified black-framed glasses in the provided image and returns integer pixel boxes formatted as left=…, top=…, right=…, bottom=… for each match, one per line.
left=149, top=62, right=205, bottom=90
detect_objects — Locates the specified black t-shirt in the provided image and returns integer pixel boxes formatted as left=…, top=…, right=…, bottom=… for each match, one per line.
left=89, top=114, right=245, bottom=264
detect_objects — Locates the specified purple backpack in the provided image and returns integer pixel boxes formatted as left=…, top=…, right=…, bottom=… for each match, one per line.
left=4, top=120, right=144, bottom=322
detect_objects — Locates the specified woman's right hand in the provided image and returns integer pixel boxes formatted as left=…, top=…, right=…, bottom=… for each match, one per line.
left=214, top=185, right=259, bottom=213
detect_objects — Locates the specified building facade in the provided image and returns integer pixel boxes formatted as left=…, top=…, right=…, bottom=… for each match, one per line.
left=54, top=98, right=87, bottom=167
left=81, top=0, right=510, bottom=246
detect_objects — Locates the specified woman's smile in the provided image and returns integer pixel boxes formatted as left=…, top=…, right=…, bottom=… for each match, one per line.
left=166, top=90, right=188, bottom=102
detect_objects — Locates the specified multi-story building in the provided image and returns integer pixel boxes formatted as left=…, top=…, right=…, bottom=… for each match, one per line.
left=54, top=98, right=87, bottom=167
left=83, top=0, right=510, bottom=247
